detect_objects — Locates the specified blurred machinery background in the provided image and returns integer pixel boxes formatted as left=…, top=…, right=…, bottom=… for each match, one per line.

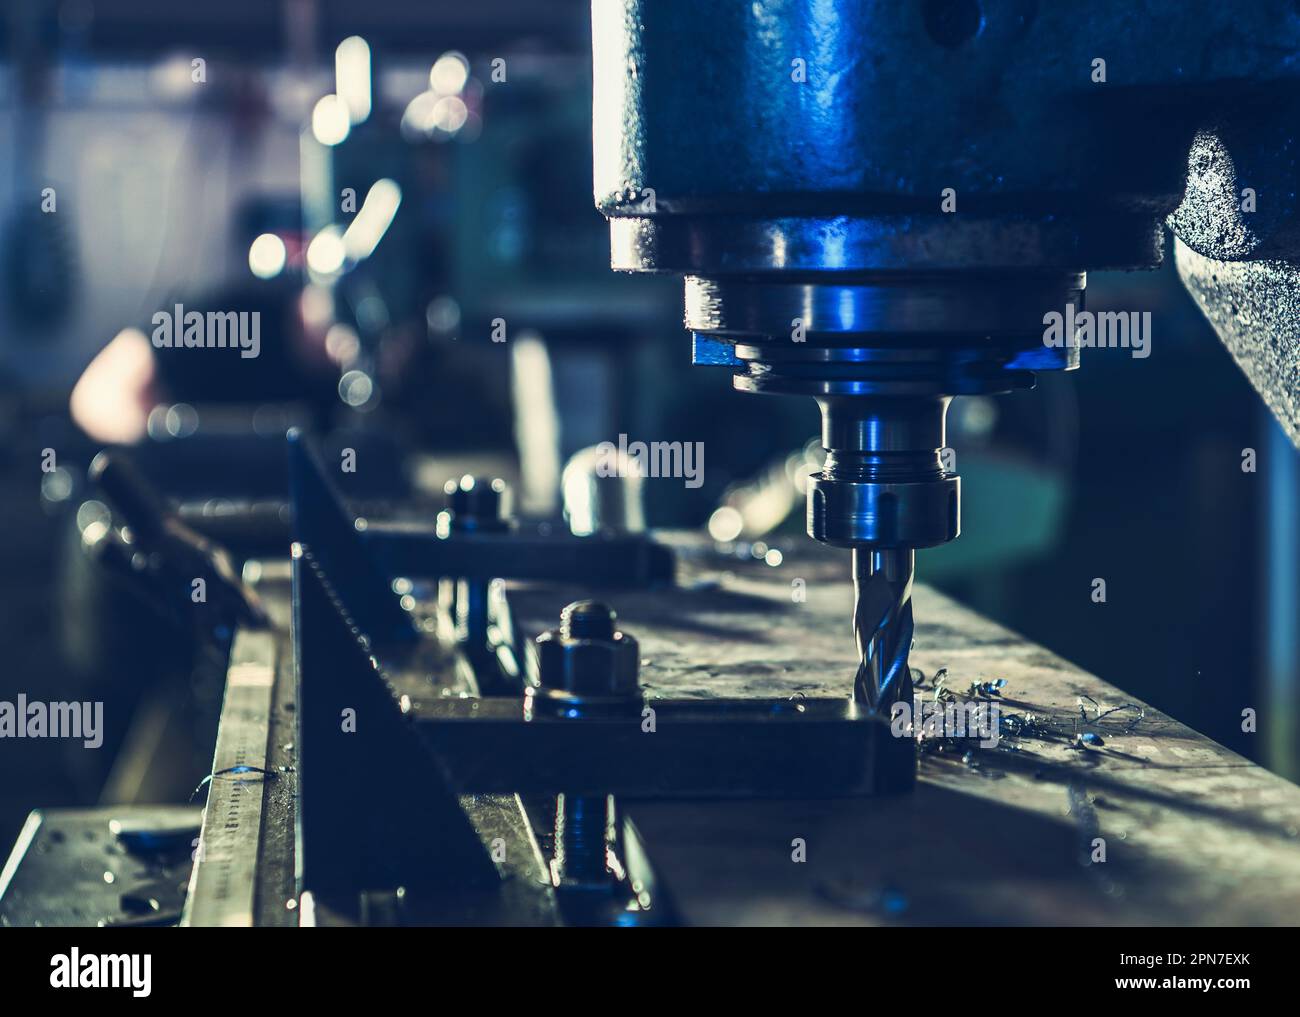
left=0, top=0, right=1297, bottom=858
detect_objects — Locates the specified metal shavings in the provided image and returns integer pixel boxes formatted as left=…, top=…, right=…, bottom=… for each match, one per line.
left=914, top=669, right=958, bottom=757
left=1077, top=694, right=1145, bottom=731
left=1000, top=712, right=1057, bottom=740
left=911, top=668, right=1041, bottom=761
left=967, top=677, right=1008, bottom=698
left=189, top=765, right=276, bottom=802
left=931, top=670, right=954, bottom=704
left=907, top=670, right=1043, bottom=774
left=1099, top=705, right=1145, bottom=731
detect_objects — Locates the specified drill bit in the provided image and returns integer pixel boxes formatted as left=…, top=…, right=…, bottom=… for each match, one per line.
left=852, top=547, right=915, bottom=712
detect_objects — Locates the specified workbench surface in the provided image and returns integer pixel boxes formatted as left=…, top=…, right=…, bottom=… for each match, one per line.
left=16, top=543, right=1295, bottom=927
left=510, top=548, right=1300, bottom=926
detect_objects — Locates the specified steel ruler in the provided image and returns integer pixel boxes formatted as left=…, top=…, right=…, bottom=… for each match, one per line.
left=181, top=627, right=277, bottom=927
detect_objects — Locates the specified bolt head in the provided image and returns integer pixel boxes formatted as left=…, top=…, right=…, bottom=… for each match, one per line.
left=444, top=475, right=510, bottom=530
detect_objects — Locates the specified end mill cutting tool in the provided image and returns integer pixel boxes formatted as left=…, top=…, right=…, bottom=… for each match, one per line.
left=853, top=548, right=915, bottom=711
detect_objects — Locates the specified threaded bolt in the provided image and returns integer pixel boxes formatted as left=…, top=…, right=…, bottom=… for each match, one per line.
left=560, top=600, right=616, bottom=640
left=553, top=793, right=611, bottom=887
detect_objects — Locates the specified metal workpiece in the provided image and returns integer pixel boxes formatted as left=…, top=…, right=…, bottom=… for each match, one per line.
left=407, top=599, right=911, bottom=801
left=415, top=695, right=912, bottom=799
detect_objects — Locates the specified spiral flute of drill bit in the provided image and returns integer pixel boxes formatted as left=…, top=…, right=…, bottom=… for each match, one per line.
left=852, top=547, right=915, bottom=711
left=806, top=397, right=956, bottom=715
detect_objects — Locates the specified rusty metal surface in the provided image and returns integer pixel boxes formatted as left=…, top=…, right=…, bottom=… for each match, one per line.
left=510, top=547, right=1300, bottom=925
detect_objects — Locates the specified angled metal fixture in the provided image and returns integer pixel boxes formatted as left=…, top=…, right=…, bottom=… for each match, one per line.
left=292, top=544, right=499, bottom=902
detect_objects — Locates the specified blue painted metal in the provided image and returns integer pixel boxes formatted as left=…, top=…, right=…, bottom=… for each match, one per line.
left=594, top=0, right=1300, bottom=219
left=690, top=333, right=740, bottom=367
